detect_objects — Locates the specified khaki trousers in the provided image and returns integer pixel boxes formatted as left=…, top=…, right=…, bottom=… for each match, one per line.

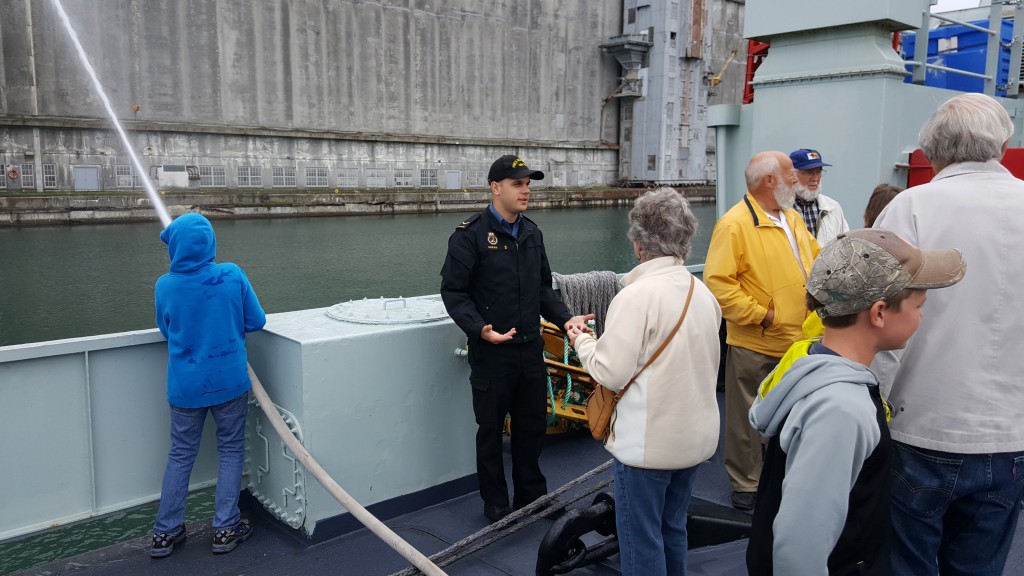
left=724, top=345, right=780, bottom=493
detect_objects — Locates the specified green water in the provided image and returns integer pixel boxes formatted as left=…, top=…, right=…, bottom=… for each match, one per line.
left=0, top=488, right=215, bottom=576
left=0, top=204, right=715, bottom=347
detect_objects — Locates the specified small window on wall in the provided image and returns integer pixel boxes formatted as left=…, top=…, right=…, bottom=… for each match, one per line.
left=420, top=168, right=438, bottom=187
left=394, top=169, right=414, bottom=188
left=43, top=164, right=57, bottom=188
left=467, top=170, right=487, bottom=188
left=648, top=155, right=657, bottom=171
left=238, top=166, right=262, bottom=187
left=21, top=163, right=35, bottom=188
left=338, top=168, right=359, bottom=188
left=116, top=164, right=141, bottom=188
left=306, top=166, right=329, bottom=188
left=0, top=165, right=6, bottom=189
left=199, top=165, right=226, bottom=187
left=366, top=169, right=386, bottom=188
left=627, top=8, right=636, bottom=24
left=272, top=167, right=296, bottom=187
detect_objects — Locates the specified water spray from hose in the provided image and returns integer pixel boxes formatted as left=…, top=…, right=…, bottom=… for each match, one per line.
left=49, top=0, right=171, bottom=228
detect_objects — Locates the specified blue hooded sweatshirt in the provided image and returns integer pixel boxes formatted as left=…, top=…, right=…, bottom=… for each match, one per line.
left=155, top=213, right=266, bottom=408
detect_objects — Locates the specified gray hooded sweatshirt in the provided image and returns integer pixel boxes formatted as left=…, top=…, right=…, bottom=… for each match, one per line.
left=747, top=348, right=889, bottom=575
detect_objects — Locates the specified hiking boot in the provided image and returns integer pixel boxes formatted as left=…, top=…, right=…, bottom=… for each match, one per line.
left=731, top=491, right=756, bottom=512
left=149, top=525, right=186, bottom=558
left=211, top=519, right=253, bottom=554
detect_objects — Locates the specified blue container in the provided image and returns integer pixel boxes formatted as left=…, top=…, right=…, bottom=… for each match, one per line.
left=902, top=19, right=1013, bottom=96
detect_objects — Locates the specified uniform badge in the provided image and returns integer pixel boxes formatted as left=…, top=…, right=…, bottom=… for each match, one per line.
left=487, top=232, right=498, bottom=246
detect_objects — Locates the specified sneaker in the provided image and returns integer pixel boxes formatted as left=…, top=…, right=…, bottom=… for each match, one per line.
left=150, top=526, right=186, bottom=558
left=731, top=491, right=756, bottom=512
left=211, top=519, right=253, bottom=554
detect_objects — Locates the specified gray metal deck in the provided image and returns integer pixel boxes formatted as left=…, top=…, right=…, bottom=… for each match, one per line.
left=14, top=396, right=749, bottom=576
left=13, top=394, right=1023, bottom=576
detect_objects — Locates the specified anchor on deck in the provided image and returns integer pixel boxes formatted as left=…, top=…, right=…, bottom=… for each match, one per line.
left=535, top=492, right=619, bottom=576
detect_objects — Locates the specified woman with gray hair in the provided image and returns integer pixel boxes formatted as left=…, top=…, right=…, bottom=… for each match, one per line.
left=567, top=187, right=722, bottom=576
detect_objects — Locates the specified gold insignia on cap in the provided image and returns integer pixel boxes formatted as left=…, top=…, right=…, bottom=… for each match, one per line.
left=512, top=158, right=526, bottom=168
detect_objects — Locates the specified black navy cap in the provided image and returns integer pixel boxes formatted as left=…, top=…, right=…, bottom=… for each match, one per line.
left=487, top=155, right=545, bottom=183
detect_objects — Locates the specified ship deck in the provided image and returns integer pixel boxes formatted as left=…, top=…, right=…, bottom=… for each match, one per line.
left=13, top=393, right=1024, bottom=576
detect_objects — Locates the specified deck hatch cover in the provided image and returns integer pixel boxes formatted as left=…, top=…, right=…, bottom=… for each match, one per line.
left=325, top=296, right=449, bottom=325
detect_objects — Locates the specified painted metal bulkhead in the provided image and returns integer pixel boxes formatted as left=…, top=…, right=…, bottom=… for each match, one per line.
left=711, top=0, right=1024, bottom=217
left=0, top=299, right=475, bottom=542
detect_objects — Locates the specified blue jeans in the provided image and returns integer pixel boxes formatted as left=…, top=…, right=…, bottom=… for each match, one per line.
left=890, top=441, right=1024, bottom=576
left=614, top=460, right=699, bottom=576
left=154, top=392, right=249, bottom=533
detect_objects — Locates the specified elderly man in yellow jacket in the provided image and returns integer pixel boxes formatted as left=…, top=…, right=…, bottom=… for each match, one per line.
left=704, top=150, right=820, bottom=511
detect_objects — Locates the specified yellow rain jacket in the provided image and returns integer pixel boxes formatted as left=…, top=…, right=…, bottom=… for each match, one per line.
left=705, top=193, right=820, bottom=357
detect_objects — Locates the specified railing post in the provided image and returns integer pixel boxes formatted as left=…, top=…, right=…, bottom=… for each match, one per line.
left=912, top=2, right=935, bottom=85
left=1009, top=0, right=1024, bottom=97
left=985, top=0, right=1003, bottom=95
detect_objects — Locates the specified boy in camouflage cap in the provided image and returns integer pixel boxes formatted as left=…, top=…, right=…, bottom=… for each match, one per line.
left=746, top=229, right=965, bottom=575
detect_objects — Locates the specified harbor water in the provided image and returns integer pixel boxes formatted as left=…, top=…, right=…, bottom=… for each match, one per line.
left=0, top=204, right=716, bottom=347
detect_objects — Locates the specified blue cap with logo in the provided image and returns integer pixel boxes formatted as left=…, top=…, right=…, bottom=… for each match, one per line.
left=789, top=148, right=832, bottom=170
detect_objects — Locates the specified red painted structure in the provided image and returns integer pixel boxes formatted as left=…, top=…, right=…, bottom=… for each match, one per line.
left=743, top=40, right=770, bottom=104
left=906, top=148, right=1024, bottom=187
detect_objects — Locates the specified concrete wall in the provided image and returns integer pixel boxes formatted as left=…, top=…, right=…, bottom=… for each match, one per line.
left=0, top=0, right=625, bottom=192
left=0, top=125, right=620, bottom=193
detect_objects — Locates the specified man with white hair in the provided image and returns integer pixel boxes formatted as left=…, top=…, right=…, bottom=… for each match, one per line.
left=789, top=148, right=850, bottom=245
left=874, top=92, right=1024, bottom=575
left=705, top=151, right=820, bottom=511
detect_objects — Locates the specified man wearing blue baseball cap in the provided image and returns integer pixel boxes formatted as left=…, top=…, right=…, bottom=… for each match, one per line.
left=789, top=148, right=849, bottom=246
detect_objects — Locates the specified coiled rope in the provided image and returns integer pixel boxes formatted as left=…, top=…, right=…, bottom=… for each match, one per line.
left=551, top=271, right=620, bottom=337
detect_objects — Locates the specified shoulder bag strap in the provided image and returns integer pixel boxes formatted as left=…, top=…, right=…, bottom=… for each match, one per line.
left=614, top=276, right=696, bottom=401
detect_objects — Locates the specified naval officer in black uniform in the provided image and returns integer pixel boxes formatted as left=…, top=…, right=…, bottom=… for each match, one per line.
left=440, top=154, right=594, bottom=523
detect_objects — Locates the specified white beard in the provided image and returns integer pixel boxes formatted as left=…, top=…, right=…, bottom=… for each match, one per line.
left=775, top=181, right=797, bottom=211
left=795, top=182, right=822, bottom=202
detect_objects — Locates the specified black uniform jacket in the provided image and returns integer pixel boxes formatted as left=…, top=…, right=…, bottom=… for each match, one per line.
left=440, top=209, right=571, bottom=345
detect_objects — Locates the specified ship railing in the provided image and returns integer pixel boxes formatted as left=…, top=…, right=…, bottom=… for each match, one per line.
left=907, top=0, right=1024, bottom=97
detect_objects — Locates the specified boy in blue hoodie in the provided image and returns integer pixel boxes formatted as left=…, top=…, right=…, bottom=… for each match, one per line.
left=745, top=229, right=965, bottom=575
left=150, top=213, right=266, bottom=558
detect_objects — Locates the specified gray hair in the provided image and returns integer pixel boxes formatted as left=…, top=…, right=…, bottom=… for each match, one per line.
left=919, top=93, right=1014, bottom=167
left=744, top=152, right=781, bottom=189
left=627, top=187, right=699, bottom=261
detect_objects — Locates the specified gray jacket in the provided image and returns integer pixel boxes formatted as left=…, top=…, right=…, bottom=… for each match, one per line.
left=749, top=352, right=883, bottom=575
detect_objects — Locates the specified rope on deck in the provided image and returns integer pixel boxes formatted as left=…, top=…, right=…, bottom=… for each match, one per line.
left=387, top=458, right=615, bottom=576
left=552, top=271, right=620, bottom=336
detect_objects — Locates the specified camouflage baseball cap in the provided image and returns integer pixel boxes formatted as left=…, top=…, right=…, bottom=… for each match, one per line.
left=807, top=228, right=966, bottom=318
